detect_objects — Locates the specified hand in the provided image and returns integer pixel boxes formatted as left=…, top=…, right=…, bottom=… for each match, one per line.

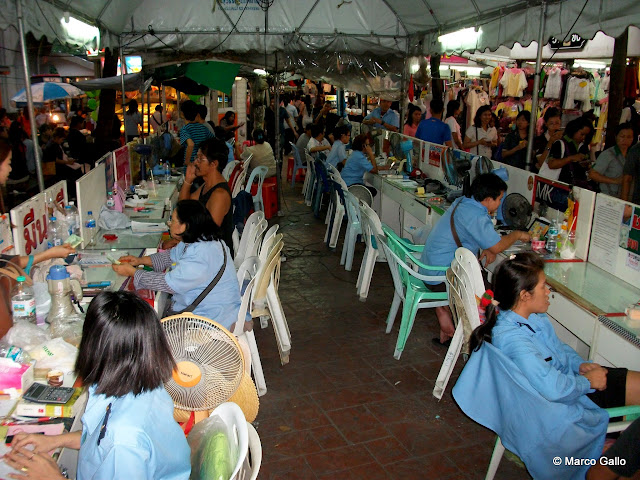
left=478, top=139, right=488, bottom=147
left=364, top=144, right=374, bottom=157
left=571, top=154, right=585, bottom=163
left=112, top=264, right=137, bottom=277
left=238, top=121, right=245, bottom=128
left=11, top=433, right=61, bottom=454
left=613, top=176, right=623, bottom=185
left=519, top=231, right=531, bottom=242
left=479, top=250, right=497, bottom=266
left=549, top=131, right=563, bottom=143
left=519, top=140, right=528, bottom=150
left=47, top=244, right=75, bottom=259
left=377, top=117, right=384, bottom=125
left=584, top=366, right=607, bottom=391
left=579, top=362, right=602, bottom=375
left=184, top=163, right=197, bottom=183
left=118, top=255, right=141, bottom=266
left=5, top=446, right=65, bottom=480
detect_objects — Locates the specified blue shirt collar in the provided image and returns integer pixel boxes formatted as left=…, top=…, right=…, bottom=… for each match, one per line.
left=83, top=385, right=117, bottom=434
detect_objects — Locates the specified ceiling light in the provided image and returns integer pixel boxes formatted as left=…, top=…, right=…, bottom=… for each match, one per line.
left=438, top=27, right=482, bottom=51
left=253, top=69, right=267, bottom=76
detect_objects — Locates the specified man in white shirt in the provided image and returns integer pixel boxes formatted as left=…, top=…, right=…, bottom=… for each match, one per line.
left=284, top=94, right=299, bottom=154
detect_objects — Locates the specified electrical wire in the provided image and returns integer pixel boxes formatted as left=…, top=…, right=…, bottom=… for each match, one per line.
left=209, top=0, right=252, bottom=52
left=542, top=0, right=589, bottom=70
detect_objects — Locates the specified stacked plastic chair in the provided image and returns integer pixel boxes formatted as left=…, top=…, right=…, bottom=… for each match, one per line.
left=231, top=156, right=252, bottom=198
left=312, top=160, right=330, bottom=218
left=356, top=201, right=387, bottom=301
left=323, top=165, right=348, bottom=249
left=340, top=191, right=364, bottom=271
left=244, top=166, right=268, bottom=213
left=288, top=141, right=307, bottom=188
left=234, top=211, right=267, bottom=270
left=304, top=151, right=316, bottom=206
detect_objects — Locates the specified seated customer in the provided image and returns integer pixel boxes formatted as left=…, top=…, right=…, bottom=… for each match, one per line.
left=242, top=129, right=276, bottom=178
left=43, top=127, right=82, bottom=197
left=296, top=123, right=313, bottom=157
left=179, top=138, right=234, bottom=254
left=465, top=253, right=640, bottom=479
left=325, top=125, right=351, bottom=170
left=307, top=124, right=331, bottom=160
left=420, top=173, right=530, bottom=346
left=6, top=291, right=191, bottom=479
left=340, top=134, right=379, bottom=196
left=113, top=200, right=241, bottom=331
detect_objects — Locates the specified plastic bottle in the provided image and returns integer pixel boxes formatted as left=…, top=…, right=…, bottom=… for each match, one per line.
left=64, top=202, right=79, bottom=236
left=0, top=339, right=31, bottom=363
left=47, top=216, right=64, bottom=248
left=85, top=211, right=97, bottom=246
left=164, top=160, right=171, bottom=182
left=106, top=191, right=115, bottom=210
left=11, top=276, right=36, bottom=324
left=546, top=220, right=559, bottom=254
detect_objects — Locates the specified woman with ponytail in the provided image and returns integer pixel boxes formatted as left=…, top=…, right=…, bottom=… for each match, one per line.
left=458, top=252, right=640, bottom=479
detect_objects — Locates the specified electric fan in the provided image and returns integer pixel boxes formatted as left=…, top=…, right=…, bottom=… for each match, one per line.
left=161, top=313, right=257, bottom=423
left=441, top=150, right=471, bottom=188
left=348, top=184, right=373, bottom=207
left=474, top=155, right=493, bottom=175
left=400, top=140, right=414, bottom=173
left=501, top=193, right=533, bottom=230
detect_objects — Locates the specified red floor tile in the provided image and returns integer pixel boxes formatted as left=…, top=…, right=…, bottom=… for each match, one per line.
left=327, top=406, right=389, bottom=443
left=304, top=445, right=376, bottom=475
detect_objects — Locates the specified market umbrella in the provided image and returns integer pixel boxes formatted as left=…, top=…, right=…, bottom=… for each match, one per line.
left=11, top=82, right=84, bottom=106
left=152, top=61, right=240, bottom=95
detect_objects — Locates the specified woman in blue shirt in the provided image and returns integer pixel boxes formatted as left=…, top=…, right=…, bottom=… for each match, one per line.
left=6, top=291, right=191, bottom=479
left=463, top=253, right=640, bottom=479
left=340, top=134, right=379, bottom=196
left=113, top=199, right=241, bottom=331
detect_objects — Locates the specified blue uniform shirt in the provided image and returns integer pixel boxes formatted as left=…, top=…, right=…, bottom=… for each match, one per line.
left=341, top=150, right=374, bottom=186
left=166, top=241, right=241, bottom=330
left=78, top=386, right=190, bottom=480
left=364, top=107, right=399, bottom=130
left=420, top=196, right=500, bottom=283
left=326, top=141, right=347, bottom=168
left=415, top=118, right=452, bottom=145
left=225, top=141, right=235, bottom=164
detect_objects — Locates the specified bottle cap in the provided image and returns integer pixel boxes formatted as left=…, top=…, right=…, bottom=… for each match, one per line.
left=88, top=211, right=93, bottom=215
left=16, top=276, right=25, bottom=282
left=51, top=216, right=57, bottom=221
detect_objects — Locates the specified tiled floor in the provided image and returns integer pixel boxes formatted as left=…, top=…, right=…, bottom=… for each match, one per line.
left=251, top=185, right=529, bottom=479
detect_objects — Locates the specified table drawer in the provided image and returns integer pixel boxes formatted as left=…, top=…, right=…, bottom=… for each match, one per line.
left=547, top=292, right=596, bottom=346
left=593, top=324, right=640, bottom=369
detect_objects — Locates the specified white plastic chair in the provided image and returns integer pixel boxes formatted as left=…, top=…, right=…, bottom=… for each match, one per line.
left=231, top=156, right=251, bottom=198
left=234, top=211, right=265, bottom=269
left=244, top=166, right=268, bottom=213
left=348, top=184, right=373, bottom=207
left=259, top=232, right=283, bottom=268
left=232, top=228, right=241, bottom=258
left=356, top=201, right=387, bottom=301
left=433, top=247, right=485, bottom=400
left=260, top=224, right=279, bottom=254
left=238, top=219, right=267, bottom=270
left=323, top=171, right=347, bottom=249
left=304, top=152, right=316, bottom=206
left=289, top=141, right=307, bottom=188
left=302, top=152, right=314, bottom=198
left=243, top=423, right=262, bottom=480
left=340, top=191, right=363, bottom=271
left=223, top=160, right=239, bottom=181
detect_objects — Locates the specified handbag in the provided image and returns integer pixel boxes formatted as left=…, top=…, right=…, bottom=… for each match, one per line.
left=165, top=246, right=227, bottom=316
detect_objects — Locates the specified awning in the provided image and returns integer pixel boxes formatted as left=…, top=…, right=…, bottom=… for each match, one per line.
left=73, top=73, right=144, bottom=91
left=151, top=61, right=241, bottom=95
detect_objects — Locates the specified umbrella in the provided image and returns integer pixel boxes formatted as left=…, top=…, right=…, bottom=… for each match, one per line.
left=11, top=82, right=84, bottom=106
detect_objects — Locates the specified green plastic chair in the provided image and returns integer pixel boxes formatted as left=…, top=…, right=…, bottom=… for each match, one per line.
left=378, top=233, right=449, bottom=359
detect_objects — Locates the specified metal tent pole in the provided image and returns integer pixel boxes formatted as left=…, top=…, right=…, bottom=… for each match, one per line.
left=274, top=52, right=282, bottom=215
left=119, top=41, right=126, bottom=143
left=17, top=0, right=44, bottom=191
left=525, top=1, right=547, bottom=171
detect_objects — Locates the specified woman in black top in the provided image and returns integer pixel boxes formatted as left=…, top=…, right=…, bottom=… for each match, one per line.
left=501, top=110, right=531, bottom=170
left=548, top=118, right=593, bottom=188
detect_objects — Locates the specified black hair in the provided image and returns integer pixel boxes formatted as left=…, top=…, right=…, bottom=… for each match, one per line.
left=174, top=199, right=221, bottom=243
left=198, top=104, right=208, bottom=120
left=470, top=252, right=545, bottom=351
left=351, top=134, right=367, bottom=152
left=515, top=110, right=531, bottom=124
left=52, top=127, right=67, bottom=139
left=311, top=124, right=324, bottom=138
left=0, top=138, right=11, bottom=164
left=406, top=104, right=422, bottom=126
left=0, top=108, right=6, bottom=119
left=223, top=111, right=235, bottom=122
left=253, top=128, right=265, bottom=144
left=70, top=116, right=84, bottom=129
left=155, top=105, right=163, bottom=112
left=180, top=100, right=199, bottom=121
left=199, top=137, right=229, bottom=173
left=564, top=117, right=591, bottom=140
left=304, top=123, right=313, bottom=133
left=334, top=125, right=350, bottom=140
left=473, top=105, right=492, bottom=128
left=615, top=122, right=635, bottom=136
left=75, top=291, right=176, bottom=397
left=543, top=107, right=561, bottom=123
left=126, top=100, right=138, bottom=114
left=445, top=100, right=460, bottom=119
left=470, top=173, right=507, bottom=202
left=429, top=98, right=444, bottom=115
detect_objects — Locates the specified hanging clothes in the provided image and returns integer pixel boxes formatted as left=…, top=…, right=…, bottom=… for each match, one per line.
left=465, top=88, right=490, bottom=127
left=624, top=64, right=639, bottom=99
left=596, top=75, right=610, bottom=101
left=544, top=67, right=563, bottom=99
left=563, top=76, right=593, bottom=112
left=499, top=69, right=528, bottom=97
left=489, top=66, right=503, bottom=97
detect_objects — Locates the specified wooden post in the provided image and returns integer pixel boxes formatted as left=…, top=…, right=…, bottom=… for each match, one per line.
left=606, top=28, right=628, bottom=149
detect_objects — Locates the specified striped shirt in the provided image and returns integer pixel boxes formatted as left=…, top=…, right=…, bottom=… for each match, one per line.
left=179, top=123, right=214, bottom=163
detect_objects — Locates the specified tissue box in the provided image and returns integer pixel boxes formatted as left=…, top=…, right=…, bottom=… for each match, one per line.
left=0, top=359, right=34, bottom=397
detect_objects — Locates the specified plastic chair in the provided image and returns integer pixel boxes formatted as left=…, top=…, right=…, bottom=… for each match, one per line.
left=223, top=160, right=239, bottom=181
left=348, top=184, right=373, bottom=207
left=323, top=179, right=346, bottom=249
left=379, top=235, right=449, bottom=359
left=340, top=191, right=363, bottom=271
left=304, top=152, right=316, bottom=206
left=259, top=233, right=283, bottom=268
left=236, top=256, right=260, bottom=291
left=302, top=152, right=314, bottom=199
left=231, top=156, right=252, bottom=198
left=289, top=141, right=307, bottom=188
left=452, top=342, right=640, bottom=480
left=234, top=211, right=265, bottom=269
left=243, top=423, right=262, bottom=480
left=232, top=228, right=240, bottom=258
left=244, top=166, right=268, bottom=212
left=433, top=247, right=485, bottom=400
left=356, top=201, right=387, bottom=301
left=260, top=224, right=279, bottom=255
left=312, top=160, right=330, bottom=218
left=252, top=240, right=291, bottom=365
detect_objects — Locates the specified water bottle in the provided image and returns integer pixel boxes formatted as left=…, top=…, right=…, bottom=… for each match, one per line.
left=85, top=210, right=97, bottom=246
left=106, top=191, right=115, bottom=210
left=546, top=220, right=559, bottom=254
left=64, top=202, right=79, bottom=236
left=11, top=276, right=36, bottom=324
left=47, top=216, right=63, bottom=248
left=0, top=339, right=31, bottom=363
left=164, top=160, right=171, bottom=182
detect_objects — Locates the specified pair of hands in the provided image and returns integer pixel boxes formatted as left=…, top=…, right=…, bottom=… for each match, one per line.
left=111, top=255, right=139, bottom=277
left=478, top=138, right=496, bottom=148
left=517, top=140, right=529, bottom=150
left=4, top=434, right=65, bottom=479
left=580, top=362, right=608, bottom=391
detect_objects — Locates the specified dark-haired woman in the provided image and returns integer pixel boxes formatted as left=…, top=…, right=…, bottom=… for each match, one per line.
left=463, top=105, right=497, bottom=158
left=444, top=100, right=464, bottom=150
left=534, top=107, right=563, bottom=172
left=124, top=100, right=142, bottom=143
left=466, top=252, right=640, bottom=479
left=546, top=117, right=593, bottom=187
left=219, top=111, right=245, bottom=142
left=403, top=104, right=422, bottom=138
left=243, top=128, right=276, bottom=177
left=501, top=110, right=531, bottom=169
left=6, top=291, right=190, bottom=479
left=114, top=200, right=241, bottom=331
